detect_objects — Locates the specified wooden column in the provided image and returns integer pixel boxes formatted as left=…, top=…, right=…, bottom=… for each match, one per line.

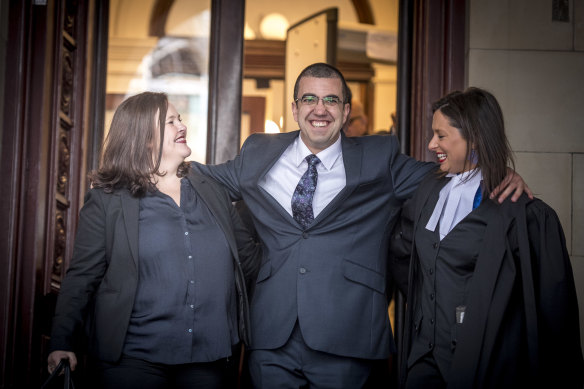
left=409, top=0, right=466, bottom=162
left=207, top=0, right=246, bottom=164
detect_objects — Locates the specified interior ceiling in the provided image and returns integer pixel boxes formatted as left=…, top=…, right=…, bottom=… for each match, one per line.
left=109, top=0, right=390, bottom=40
left=106, top=0, right=394, bottom=87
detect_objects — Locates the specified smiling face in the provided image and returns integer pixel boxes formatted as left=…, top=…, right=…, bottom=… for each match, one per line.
left=429, top=109, right=474, bottom=174
left=157, top=102, right=191, bottom=170
left=292, top=77, right=350, bottom=154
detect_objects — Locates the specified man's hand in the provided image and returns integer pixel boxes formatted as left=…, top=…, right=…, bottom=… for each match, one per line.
left=490, top=168, right=534, bottom=203
left=47, top=350, right=77, bottom=374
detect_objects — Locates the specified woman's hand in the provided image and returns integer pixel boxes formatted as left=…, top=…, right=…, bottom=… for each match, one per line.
left=47, top=350, right=77, bottom=373
left=490, top=168, right=534, bottom=203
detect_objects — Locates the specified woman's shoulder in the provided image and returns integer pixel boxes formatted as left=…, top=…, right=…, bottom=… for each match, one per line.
left=186, top=163, right=230, bottom=195
left=82, top=186, right=134, bottom=209
left=501, top=194, right=561, bottom=226
left=85, top=185, right=130, bottom=197
left=523, top=197, right=561, bottom=224
left=501, top=193, right=546, bottom=212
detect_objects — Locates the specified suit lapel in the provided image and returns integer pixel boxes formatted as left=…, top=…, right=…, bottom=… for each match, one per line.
left=120, top=190, right=140, bottom=269
left=257, top=131, right=299, bottom=180
left=255, top=131, right=304, bottom=226
left=312, top=134, right=362, bottom=224
left=186, top=172, right=238, bottom=259
left=413, top=174, right=449, bottom=228
left=340, top=135, right=362, bottom=192
left=448, top=199, right=512, bottom=384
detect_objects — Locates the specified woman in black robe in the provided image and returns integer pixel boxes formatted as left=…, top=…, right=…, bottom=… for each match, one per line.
left=392, top=87, right=583, bottom=388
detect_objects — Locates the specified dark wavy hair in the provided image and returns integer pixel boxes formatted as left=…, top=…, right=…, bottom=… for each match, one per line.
left=90, top=92, right=189, bottom=196
left=432, top=87, right=514, bottom=196
left=293, top=62, right=351, bottom=104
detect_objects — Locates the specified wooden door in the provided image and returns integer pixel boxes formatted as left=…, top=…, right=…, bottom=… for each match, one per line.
left=0, top=0, right=103, bottom=386
left=0, top=0, right=245, bottom=386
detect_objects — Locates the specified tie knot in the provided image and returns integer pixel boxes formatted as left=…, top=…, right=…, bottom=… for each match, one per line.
left=305, top=154, right=320, bottom=166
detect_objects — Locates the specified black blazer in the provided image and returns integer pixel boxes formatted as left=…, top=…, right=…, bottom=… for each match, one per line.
left=393, top=171, right=583, bottom=388
left=49, top=170, right=260, bottom=363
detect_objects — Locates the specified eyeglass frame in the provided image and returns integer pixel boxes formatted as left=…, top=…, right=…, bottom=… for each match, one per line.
left=294, top=94, right=347, bottom=108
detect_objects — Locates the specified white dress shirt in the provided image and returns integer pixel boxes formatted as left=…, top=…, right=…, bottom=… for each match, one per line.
left=259, top=135, right=346, bottom=218
left=426, top=169, right=483, bottom=240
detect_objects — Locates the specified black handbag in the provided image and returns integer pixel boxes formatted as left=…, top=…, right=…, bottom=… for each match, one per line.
left=41, top=359, right=75, bottom=389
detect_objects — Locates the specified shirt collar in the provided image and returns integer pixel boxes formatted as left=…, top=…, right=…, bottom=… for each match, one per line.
left=294, top=134, right=342, bottom=171
left=448, top=168, right=483, bottom=188
left=425, top=168, right=483, bottom=237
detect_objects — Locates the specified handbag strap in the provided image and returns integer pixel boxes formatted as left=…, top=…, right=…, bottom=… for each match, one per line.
left=41, top=359, right=75, bottom=389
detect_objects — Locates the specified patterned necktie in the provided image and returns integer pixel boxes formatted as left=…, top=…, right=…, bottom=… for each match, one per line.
left=291, top=154, right=321, bottom=229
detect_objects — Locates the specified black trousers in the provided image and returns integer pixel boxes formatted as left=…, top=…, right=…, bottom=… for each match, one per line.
left=98, top=354, right=238, bottom=389
left=248, top=322, right=383, bottom=389
left=405, top=355, right=446, bottom=389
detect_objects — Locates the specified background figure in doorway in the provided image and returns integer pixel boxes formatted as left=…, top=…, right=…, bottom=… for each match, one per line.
left=344, top=98, right=369, bottom=137
left=389, top=112, right=398, bottom=135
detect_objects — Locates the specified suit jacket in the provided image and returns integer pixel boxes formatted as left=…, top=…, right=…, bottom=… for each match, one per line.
left=393, top=171, right=584, bottom=388
left=49, top=170, right=260, bottom=363
left=194, top=131, right=435, bottom=359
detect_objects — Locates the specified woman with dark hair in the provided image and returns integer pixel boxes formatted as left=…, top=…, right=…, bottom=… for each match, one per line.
left=392, top=87, right=583, bottom=388
left=47, top=92, right=260, bottom=388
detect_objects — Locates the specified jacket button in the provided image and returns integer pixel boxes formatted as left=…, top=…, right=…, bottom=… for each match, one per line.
left=302, top=232, right=308, bottom=239
left=299, top=267, right=306, bottom=274
left=428, top=342, right=434, bottom=349
left=432, top=242, right=438, bottom=249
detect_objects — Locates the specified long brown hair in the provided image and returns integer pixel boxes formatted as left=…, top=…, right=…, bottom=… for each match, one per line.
left=432, top=87, right=514, bottom=196
left=90, top=92, right=189, bottom=196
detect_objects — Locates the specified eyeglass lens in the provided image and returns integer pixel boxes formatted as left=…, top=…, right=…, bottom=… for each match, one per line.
left=299, top=95, right=342, bottom=107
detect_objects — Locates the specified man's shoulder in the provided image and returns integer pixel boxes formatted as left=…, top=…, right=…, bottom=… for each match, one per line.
left=343, top=133, right=397, bottom=144
left=245, top=130, right=298, bottom=145
left=238, top=131, right=299, bottom=158
left=341, top=133, right=398, bottom=152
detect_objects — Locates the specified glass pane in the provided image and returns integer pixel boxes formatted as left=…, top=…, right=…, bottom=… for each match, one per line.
left=241, top=1, right=399, bottom=140
left=106, top=0, right=211, bottom=162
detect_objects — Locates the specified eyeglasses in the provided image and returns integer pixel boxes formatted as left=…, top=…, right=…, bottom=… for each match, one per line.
left=295, top=95, right=344, bottom=107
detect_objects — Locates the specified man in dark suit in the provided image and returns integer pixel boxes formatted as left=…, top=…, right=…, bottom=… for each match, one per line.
left=194, top=63, right=526, bottom=387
